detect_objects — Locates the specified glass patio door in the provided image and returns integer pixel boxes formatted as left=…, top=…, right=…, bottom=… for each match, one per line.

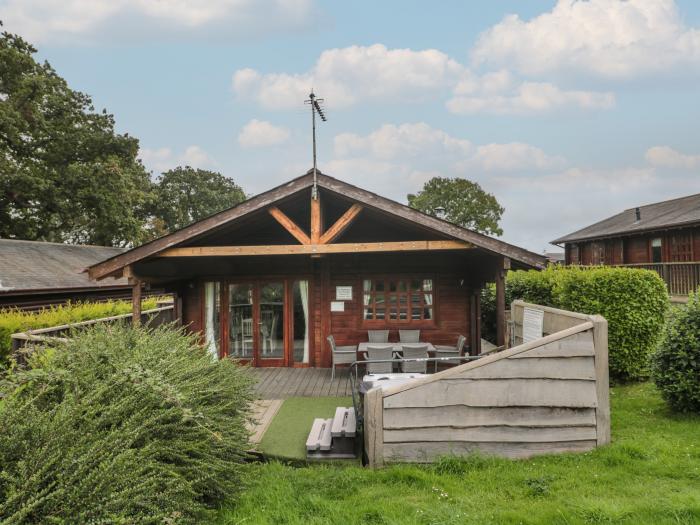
left=226, top=281, right=285, bottom=366
left=257, top=281, right=285, bottom=365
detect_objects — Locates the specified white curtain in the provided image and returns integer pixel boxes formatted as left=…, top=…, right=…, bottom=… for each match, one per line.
left=299, top=280, right=310, bottom=363
left=204, top=282, right=219, bottom=360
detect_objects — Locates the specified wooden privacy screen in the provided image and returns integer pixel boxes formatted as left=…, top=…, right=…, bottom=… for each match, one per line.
left=364, top=302, right=610, bottom=466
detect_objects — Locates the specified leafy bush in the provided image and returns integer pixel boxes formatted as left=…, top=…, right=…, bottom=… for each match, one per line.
left=0, top=324, right=254, bottom=524
left=0, top=298, right=160, bottom=364
left=481, top=266, right=669, bottom=381
left=555, top=267, right=669, bottom=381
left=652, top=293, right=700, bottom=413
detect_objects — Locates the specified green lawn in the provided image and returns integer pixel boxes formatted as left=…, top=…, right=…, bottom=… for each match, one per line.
left=217, top=383, right=700, bottom=524
left=258, top=396, right=353, bottom=460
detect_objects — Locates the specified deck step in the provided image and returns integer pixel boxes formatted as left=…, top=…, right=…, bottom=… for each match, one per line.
left=331, top=407, right=356, bottom=437
left=305, top=418, right=333, bottom=451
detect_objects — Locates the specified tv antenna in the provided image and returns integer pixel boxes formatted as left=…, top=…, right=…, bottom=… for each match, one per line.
left=304, top=90, right=327, bottom=200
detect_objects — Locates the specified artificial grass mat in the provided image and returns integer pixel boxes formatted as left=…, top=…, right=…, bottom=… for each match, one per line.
left=258, top=396, right=353, bottom=460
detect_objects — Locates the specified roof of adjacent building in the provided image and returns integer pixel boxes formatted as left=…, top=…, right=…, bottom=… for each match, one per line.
left=552, top=193, right=700, bottom=244
left=0, top=239, right=128, bottom=294
left=89, top=170, right=547, bottom=280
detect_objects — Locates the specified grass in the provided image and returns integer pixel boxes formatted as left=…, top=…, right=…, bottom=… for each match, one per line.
left=216, top=383, right=700, bottom=524
left=258, top=396, right=353, bottom=460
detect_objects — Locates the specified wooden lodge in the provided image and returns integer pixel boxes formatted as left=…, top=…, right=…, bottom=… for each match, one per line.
left=88, top=171, right=546, bottom=368
left=552, top=193, right=700, bottom=295
left=0, top=239, right=133, bottom=310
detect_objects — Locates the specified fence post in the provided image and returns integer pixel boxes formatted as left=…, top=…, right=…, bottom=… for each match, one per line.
left=364, top=387, right=384, bottom=468
left=591, top=315, right=610, bottom=446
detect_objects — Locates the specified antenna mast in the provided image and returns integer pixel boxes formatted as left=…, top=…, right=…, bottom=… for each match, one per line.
left=305, top=90, right=326, bottom=200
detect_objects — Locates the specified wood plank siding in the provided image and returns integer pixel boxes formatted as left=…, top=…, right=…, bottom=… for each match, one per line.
left=565, top=226, right=700, bottom=265
left=364, top=303, right=610, bottom=465
left=171, top=251, right=473, bottom=368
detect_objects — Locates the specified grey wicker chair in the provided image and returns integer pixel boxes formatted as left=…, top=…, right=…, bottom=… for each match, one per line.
left=366, top=345, right=394, bottom=374
left=399, top=330, right=420, bottom=343
left=434, top=335, right=467, bottom=372
left=327, top=335, right=357, bottom=380
left=367, top=330, right=390, bottom=343
left=401, top=345, right=429, bottom=373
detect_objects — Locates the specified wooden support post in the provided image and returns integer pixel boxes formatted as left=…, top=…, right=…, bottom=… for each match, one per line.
left=495, top=257, right=510, bottom=347
left=319, top=204, right=362, bottom=244
left=310, top=194, right=322, bottom=244
left=475, top=290, right=482, bottom=355
left=131, top=279, right=142, bottom=327
left=268, top=207, right=311, bottom=245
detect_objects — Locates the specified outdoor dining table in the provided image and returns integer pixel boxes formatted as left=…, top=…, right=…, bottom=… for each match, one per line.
left=356, top=341, right=436, bottom=358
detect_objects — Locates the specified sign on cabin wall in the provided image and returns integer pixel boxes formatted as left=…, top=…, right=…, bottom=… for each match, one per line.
left=335, top=286, right=352, bottom=301
left=330, top=301, right=345, bottom=312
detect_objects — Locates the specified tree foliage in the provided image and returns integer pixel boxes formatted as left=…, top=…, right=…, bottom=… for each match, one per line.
left=0, top=25, right=152, bottom=246
left=407, top=177, right=504, bottom=236
left=148, top=166, right=246, bottom=236
left=652, top=292, right=700, bottom=413
left=0, top=324, right=254, bottom=523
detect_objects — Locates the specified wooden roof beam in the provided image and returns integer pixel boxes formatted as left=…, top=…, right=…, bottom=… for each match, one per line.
left=319, top=203, right=363, bottom=244
left=268, top=207, right=311, bottom=245
left=158, top=240, right=471, bottom=257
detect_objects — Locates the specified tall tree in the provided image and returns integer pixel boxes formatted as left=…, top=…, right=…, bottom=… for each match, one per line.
left=149, top=166, right=246, bottom=235
left=0, top=25, right=152, bottom=246
left=407, top=177, right=504, bottom=236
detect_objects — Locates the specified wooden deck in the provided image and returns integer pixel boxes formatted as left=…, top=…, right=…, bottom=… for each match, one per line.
left=251, top=367, right=354, bottom=399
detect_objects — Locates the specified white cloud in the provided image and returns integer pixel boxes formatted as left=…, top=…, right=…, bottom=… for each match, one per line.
left=0, top=0, right=315, bottom=44
left=333, top=123, right=565, bottom=174
left=140, top=145, right=216, bottom=173
left=447, top=81, right=615, bottom=115
left=334, top=123, right=472, bottom=160
left=233, top=44, right=465, bottom=109
left=645, top=146, right=700, bottom=169
left=233, top=43, right=616, bottom=115
left=238, top=119, right=290, bottom=148
left=472, top=0, right=700, bottom=78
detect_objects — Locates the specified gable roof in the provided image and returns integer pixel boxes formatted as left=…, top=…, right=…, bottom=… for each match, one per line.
left=552, top=192, right=700, bottom=244
left=89, top=171, right=546, bottom=279
left=0, top=239, right=127, bottom=294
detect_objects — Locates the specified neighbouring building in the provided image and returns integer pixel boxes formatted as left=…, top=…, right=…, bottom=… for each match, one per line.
left=88, top=171, right=546, bottom=368
left=551, top=193, right=700, bottom=294
left=0, top=239, right=131, bottom=310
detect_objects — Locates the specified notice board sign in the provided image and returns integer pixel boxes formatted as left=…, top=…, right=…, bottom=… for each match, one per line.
left=335, top=286, right=352, bottom=301
left=330, top=301, right=345, bottom=312
left=522, top=307, right=544, bottom=343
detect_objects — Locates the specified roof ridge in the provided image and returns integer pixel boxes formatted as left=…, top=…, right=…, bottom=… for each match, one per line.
left=622, top=192, right=700, bottom=212
left=0, top=238, right=125, bottom=250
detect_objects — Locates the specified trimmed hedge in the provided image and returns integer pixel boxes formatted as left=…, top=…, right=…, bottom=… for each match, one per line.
left=0, top=298, right=160, bottom=364
left=652, top=293, right=700, bottom=413
left=482, top=266, right=669, bottom=381
left=0, top=324, right=254, bottom=523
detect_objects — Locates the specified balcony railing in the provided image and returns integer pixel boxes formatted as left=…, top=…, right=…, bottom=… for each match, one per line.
left=617, top=262, right=700, bottom=296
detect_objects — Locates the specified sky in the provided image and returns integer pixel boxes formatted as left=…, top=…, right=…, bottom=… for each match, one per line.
left=1, top=0, right=699, bottom=253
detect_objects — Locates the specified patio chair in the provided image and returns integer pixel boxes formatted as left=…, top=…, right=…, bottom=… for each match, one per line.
left=434, top=335, right=467, bottom=372
left=366, top=345, right=394, bottom=374
left=401, top=345, right=429, bottom=373
left=367, top=330, right=390, bottom=343
left=327, top=335, right=357, bottom=380
left=399, top=330, right=420, bottom=343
